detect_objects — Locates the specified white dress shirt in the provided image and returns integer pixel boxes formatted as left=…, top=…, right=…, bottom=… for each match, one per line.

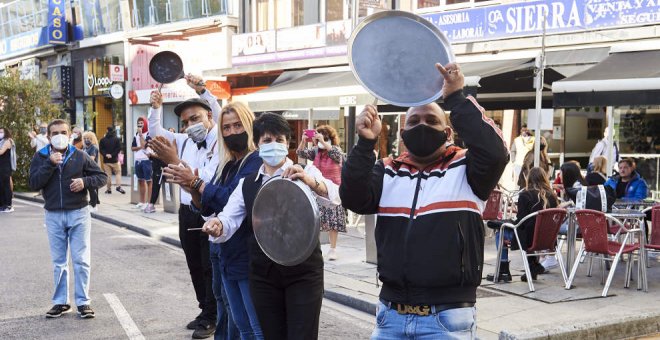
left=209, top=158, right=341, bottom=243
left=148, top=90, right=222, bottom=205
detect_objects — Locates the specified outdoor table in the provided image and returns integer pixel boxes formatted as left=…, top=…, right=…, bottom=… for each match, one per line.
left=613, top=199, right=658, bottom=210
left=608, top=209, right=648, bottom=292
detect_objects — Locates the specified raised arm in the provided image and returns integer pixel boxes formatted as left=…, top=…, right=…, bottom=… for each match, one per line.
left=147, top=91, right=176, bottom=142
left=199, top=90, right=221, bottom=124
left=340, top=105, right=385, bottom=215
left=437, top=63, right=508, bottom=201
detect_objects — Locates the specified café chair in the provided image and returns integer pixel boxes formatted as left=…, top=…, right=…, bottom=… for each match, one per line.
left=495, top=208, right=568, bottom=292
left=641, top=206, right=660, bottom=267
left=566, top=210, right=646, bottom=297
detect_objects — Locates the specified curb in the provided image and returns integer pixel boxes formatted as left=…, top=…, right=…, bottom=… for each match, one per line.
left=499, top=311, right=660, bottom=339
left=14, top=193, right=371, bottom=314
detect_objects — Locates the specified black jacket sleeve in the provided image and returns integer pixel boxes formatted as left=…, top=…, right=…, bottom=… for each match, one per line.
left=340, top=138, right=384, bottom=215
left=111, top=137, right=122, bottom=157
left=82, top=152, right=108, bottom=189
left=99, top=138, right=107, bottom=155
left=29, top=152, right=57, bottom=191
left=442, top=91, right=509, bottom=200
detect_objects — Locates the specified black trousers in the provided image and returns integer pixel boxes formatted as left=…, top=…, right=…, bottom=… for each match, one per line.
left=0, top=172, right=12, bottom=208
left=150, top=164, right=162, bottom=205
left=249, top=255, right=324, bottom=340
left=179, top=204, right=217, bottom=322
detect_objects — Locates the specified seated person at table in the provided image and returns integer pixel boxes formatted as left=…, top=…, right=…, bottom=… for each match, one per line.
left=604, top=158, right=648, bottom=200
left=487, top=167, right=559, bottom=282
left=586, top=156, right=608, bottom=186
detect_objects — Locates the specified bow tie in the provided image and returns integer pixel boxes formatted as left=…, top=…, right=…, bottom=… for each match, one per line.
left=196, top=140, right=207, bottom=150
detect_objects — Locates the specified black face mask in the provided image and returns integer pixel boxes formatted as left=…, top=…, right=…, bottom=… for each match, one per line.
left=401, top=124, right=448, bottom=158
left=224, top=131, right=248, bottom=152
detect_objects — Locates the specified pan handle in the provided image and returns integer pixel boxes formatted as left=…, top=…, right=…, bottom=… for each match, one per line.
left=157, top=83, right=163, bottom=93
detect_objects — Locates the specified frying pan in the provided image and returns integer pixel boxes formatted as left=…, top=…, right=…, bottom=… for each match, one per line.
left=348, top=10, right=455, bottom=107
left=252, top=177, right=320, bottom=266
left=149, top=51, right=204, bottom=91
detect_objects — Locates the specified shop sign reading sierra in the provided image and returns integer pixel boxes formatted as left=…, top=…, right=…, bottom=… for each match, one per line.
left=47, top=0, right=67, bottom=44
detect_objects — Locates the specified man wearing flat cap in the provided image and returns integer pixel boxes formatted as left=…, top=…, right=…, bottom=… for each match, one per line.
left=148, top=75, right=222, bottom=339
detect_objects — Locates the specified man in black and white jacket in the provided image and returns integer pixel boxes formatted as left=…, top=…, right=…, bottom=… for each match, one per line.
left=340, top=63, right=508, bottom=339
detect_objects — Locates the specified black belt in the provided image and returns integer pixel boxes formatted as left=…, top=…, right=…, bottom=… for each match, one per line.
left=379, top=298, right=474, bottom=316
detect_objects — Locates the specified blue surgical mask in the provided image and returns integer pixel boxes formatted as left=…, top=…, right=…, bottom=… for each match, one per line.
left=259, top=141, right=288, bottom=167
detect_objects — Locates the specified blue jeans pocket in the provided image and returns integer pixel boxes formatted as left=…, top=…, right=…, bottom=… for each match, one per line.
left=376, top=302, right=389, bottom=327
left=435, top=307, right=475, bottom=333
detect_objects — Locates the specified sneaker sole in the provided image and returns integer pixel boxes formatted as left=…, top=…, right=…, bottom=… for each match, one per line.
left=78, top=312, right=95, bottom=319
left=46, top=308, right=71, bottom=318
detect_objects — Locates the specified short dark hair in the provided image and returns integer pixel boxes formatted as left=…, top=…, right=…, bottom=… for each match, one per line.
left=48, top=119, right=69, bottom=135
left=252, top=112, right=291, bottom=145
left=619, top=158, right=635, bottom=167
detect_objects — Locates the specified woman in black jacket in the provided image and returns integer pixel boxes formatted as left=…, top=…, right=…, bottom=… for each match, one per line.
left=488, top=167, right=559, bottom=282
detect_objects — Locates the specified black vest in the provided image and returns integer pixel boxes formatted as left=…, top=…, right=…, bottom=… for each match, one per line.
left=242, top=172, right=323, bottom=277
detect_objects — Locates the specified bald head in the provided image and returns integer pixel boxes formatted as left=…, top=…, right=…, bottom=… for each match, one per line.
left=405, top=102, right=449, bottom=130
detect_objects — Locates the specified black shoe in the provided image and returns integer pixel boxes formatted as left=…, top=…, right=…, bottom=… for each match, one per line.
left=77, top=305, right=95, bottom=319
left=521, top=263, right=545, bottom=282
left=46, top=304, right=71, bottom=318
left=116, top=186, right=126, bottom=194
left=105, top=189, right=112, bottom=194
left=187, top=318, right=201, bottom=330
left=486, top=261, right=512, bottom=282
left=192, top=319, right=215, bottom=339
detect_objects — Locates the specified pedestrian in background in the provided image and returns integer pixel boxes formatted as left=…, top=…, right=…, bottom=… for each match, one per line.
left=510, top=124, right=534, bottom=184
left=297, top=125, right=346, bottom=260
left=132, top=117, right=152, bottom=210
left=517, top=136, right=551, bottom=189
left=143, top=140, right=165, bottom=214
left=588, top=128, right=619, bottom=173
left=83, top=131, right=101, bottom=210
left=71, top=126, right=84, bottom=150
left=99, top=126, right=125, bottom=194
left=0, top=127, right=16, bottom=213
left=28, top=119, right=107, bottom=319
left=586, top=156, right=608, bottom=186
left=29, top=122, right=50, bottom=151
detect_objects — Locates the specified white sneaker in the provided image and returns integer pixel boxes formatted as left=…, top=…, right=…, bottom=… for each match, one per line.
left=541, top=255, right=559, bottom=270
left=327, top=248, right=338, bottom=261
left=133, top=203, right=145, bottom=209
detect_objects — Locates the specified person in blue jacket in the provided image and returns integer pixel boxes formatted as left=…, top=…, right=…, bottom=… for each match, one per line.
left=605, top=158, right=649, bottom=200
left=164, top=101, right=263, bottom=340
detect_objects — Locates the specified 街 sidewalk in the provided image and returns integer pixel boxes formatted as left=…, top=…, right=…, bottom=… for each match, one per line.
left=14, top=188, right=660, bottom=339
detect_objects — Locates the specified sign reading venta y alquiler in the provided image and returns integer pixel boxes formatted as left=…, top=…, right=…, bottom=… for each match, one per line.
left=421, top=0, right=660, bottom=43
left=47, top=0, right=67, bottom=44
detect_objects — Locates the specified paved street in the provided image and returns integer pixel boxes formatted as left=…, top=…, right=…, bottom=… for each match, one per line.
left=0, top=199, right=373, bottom=340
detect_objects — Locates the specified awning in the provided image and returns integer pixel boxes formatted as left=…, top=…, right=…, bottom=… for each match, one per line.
left=553, top=50, right=660, bottom=107
left=235, top=58, right=532, bottom=112
left=545, top=47, right=609, bottom=78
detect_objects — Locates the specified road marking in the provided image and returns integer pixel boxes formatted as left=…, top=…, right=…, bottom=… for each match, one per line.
left=104, top=293, right=146, bottom=340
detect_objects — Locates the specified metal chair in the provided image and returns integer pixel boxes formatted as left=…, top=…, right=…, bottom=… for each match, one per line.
left=642, top=206, right=660, bottom=266
left=495, top=208, right=569, bottom=292
left=566, top=210, right=645, bottom=297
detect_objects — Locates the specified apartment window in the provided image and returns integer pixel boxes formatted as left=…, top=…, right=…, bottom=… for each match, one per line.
left=325, top=0, right=343, bottom=21
left=417, top=0, right=440, bottom=8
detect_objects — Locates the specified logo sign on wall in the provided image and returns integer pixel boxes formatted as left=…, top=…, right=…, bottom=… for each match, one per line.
left=110, top=84, right=124, bottom=99
left=47, top=0, right=67, bottom=44
left=87, top=74, right=113, bottom=91
left=109, top=64, right=125, bottom=82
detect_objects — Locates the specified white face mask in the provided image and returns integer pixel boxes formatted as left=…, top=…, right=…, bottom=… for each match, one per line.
left=317, top=142, right=325, bottom=150
left=70, top=133, right=79, bottom=140
left=259, top=141, right=289, bottom=167
left=185, top=122, right=208, bottom=143
left=0, top=133, right=4, bottom=140
left=51, top=134, right=69, bottom=150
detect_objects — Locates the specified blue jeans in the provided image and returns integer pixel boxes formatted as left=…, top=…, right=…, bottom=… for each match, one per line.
left=223, top=277, right=264, bottom=340
left=44, top=206, right=92, bottom=307
left=495, top=229, right=514, bottom=261
left=371, top=301, right=476, bottom=340
left=210, top=242, right=239, bottom=340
